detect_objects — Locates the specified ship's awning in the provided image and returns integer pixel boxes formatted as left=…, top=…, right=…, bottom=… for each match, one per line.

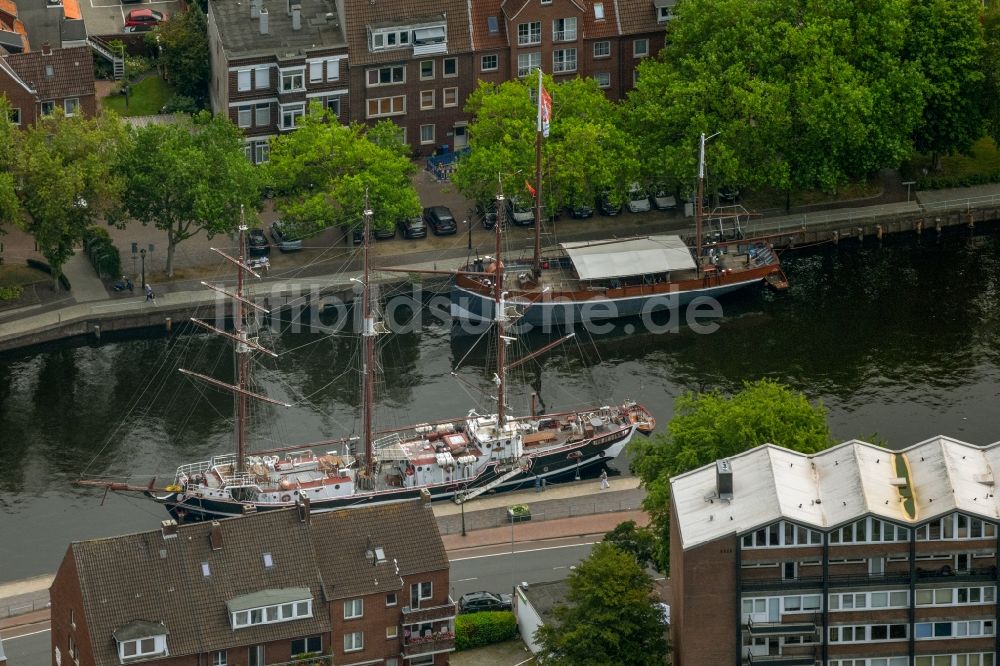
left=561, top=235, right=696, bottom=280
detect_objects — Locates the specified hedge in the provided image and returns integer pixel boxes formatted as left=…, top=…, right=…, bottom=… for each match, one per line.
left=82, top=226, right=122, bottom=279
left=0, top=285, right=24, bottom=301
left=27, top=259, right=71, bottom=291
left=455, top=611, right=518, bottom=651
left=917, top=169, right=1000, bottom=191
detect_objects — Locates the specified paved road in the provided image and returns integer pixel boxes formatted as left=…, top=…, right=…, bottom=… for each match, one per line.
left=449, top=539, right=595, bottom=600
left=1, top=629, right=49, bottom=666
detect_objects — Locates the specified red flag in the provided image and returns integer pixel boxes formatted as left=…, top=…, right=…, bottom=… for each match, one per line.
left=539, top=85, right=552, bottom=138
left=525, top=179, right=537, bottom=198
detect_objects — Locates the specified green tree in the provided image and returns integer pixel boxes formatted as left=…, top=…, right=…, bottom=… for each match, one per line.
left=906, top=0, right=987, bottom=171
left=156, top=3, right=210, bottom=105
left=0, top=96, right=19, bottom=233
left=453, top=75, right=639, bottom=213
left=118, top=113, right=260, bottom=277
left=602, top=520, right=660, bottom=572
left=15, top=111, right=127, bottom=289
left=534, top=542, right=667, bottom=666
left=265, top=104, right=420, bottom=235
left=981, top=3, right=1000, bottom=143
left=630, top=379, right=832, bottom=573
left=625, top=0, right=926, bottom=195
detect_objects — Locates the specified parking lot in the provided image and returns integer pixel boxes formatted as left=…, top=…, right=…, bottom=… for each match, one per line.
left=77, top=0, right=182, bottom=37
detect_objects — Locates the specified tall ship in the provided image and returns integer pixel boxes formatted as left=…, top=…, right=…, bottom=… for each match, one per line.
left=451, top=125, right=788, bottom=325
left=78, top=200, right=654, bottom=522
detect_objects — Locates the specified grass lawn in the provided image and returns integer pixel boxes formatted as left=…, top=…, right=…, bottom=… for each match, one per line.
left=902, top=136, right=1000, bottom=181
left=102, top=76, right=174, bottom=117
left=0, top=264, right=49, bottom=288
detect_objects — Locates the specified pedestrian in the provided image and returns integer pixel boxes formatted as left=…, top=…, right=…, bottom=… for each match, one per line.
left=144, top=283, right=155, bottom=302
left=127, top=277, right=134, bottom=292
left=600, top=469, right=609, bottom=490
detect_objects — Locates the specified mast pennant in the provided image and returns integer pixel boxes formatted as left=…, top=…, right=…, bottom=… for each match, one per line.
left=537, top=69, right=551, bottom=138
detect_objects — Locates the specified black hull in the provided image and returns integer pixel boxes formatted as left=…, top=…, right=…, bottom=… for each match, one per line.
left=153, top=427, right=630, bottom=523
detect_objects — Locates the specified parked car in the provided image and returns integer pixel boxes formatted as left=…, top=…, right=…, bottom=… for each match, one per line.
left=373, top=224, right=396, bottom=240
left=506, top=196, right=535, bottom=226
left=596, top=191, right=623, bottom=216
left=476, top=200, right=498, bottom=229
left=567, top=196, right=594, bottom=219
left=626, top=184, right=651, bottom=213
left=269, top=220, right=302, bottom=252
left=247, top=228, right=270, bottom=257
left=423, top=206, right=458, bottom=235
left=459, top=591, right=513, bottom=614
left=718, top=185, right=741, bottom=202
left=650, top=185, right=677, bottom=211
left=397, top=216, right=427, bottom=239
left=124, top=8, right=167, bottom=27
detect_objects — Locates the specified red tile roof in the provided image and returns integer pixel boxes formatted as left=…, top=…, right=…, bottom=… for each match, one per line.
left=617, top=0, right=661, bottom=36
left=3, top=45, right=94, bottom=98
left=580, top=0, right=621, bottom=39
left=471, top=0, right=507, bottom=51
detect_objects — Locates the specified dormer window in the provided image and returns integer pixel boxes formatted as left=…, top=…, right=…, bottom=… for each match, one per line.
left=370, top=22, right=445, bottom=54
left=113, top=621, right=169, bottom=664
left=227, top=588, right=313, bottom=628
left=654, top=0, right=677, bottom=22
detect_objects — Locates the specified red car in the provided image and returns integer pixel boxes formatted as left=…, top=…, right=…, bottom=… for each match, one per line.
left=124, top=8, right=167, bottom=27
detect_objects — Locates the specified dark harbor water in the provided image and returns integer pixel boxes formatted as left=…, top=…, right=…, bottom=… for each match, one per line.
left=2, top=228, right=1000, bottom=581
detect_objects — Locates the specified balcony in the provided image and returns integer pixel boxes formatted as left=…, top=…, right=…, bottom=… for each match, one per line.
left=742, top=571, right=916, bottom=591
left=401, top=599, right=457, bottom=624
left=265, top=655, right=334, bottom=666
left=744, top=653, right=817, bottom=666
left=746, top=617, right=817, bottom=636
left=402, top=633, right=456, bottom=658
left=916, top=565, right=997, bottom=582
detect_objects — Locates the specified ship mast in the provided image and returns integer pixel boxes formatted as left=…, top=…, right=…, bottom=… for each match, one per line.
left=357, top=196, right=387, bottom=489
left=494, top=189, right=508, bottom=427
left=695, top=131, right=719, bottom=275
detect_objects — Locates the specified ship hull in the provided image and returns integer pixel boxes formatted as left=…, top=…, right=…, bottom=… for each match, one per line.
left=152, top=423, right=636, bottom=523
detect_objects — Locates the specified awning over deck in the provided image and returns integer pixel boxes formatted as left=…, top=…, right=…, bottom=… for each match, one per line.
left=560, top=235, right=696, bottom=280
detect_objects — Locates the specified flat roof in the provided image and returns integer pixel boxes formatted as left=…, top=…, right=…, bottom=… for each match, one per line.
left=211, top=0, right=345, bottom=59
left=561, top=235, right=696, bottom=280
left=670, top=436, right=1000, bottom=550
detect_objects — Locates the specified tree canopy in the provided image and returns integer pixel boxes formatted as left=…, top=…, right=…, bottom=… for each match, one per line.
left=982, top=3, right=1000, bottom=143
left=630, top=379, right=833, bottom=572
left=265, top=105, right=421, bottom=235
left=118, top=112, right=260, bottom=277
left=14, top=110, right=128, bottom=287
left=602, top=520, right=660, bottom=572
left=452, top=75, right=640, bottom=212
left=156, top=3, right=211, bottom=106
left=534, top=542, right=667, bottom=666
left=0, top=97, right=19, bottom=234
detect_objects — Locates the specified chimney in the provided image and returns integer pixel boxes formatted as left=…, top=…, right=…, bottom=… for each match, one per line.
left=160, top=519, right=178, bottom=540
left=296, top=493, right=311, bottom=523
left=209, top=520, right=223, bottom=550
left=716, top=459, right=733, bottom=500
left=259, top=7, right=269, bottom=34
left=41, top=41, right=52, bottom=55
left=291, top=4, right=301, bottom=30
left=250, top=0, right=259, bottom=19
left=420, top=488, right=432, bottom=505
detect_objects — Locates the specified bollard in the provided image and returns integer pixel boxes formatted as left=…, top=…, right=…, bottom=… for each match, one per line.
left=967, top=213, right=975, bottom=230
left=93, top=324, right=101, bottom=340
left=916, top=220, right=923, bottom=236
left=876, top=224, right=883, bottom=241
left=832, top=230, right=839, bottom=245
left=165, top=317, right=172, bottom=333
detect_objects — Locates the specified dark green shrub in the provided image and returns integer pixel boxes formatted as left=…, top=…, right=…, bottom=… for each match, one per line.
left=82, top=226, right=122, bottom=279
left=455, top=611, right=517, bottom=651
left=26, top=259, right=71, bottom=290
left=0, top=285, right=24, bottom=301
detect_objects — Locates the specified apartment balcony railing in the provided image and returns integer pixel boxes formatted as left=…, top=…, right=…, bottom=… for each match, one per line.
left=746, top=617, right=817, bottom=636
left=265, top=654, right=334, bottom=666
left=744, top=649, right=817, bottom=666
left=742, top=566, right=997, bottom=592
left=401, top=598, right=457, bottom=624
left=401, top=633, right=456, bottom=657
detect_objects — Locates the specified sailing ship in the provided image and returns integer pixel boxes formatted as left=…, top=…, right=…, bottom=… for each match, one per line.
left=78, top=199, right=654, bottom=522
left=451, top=123, right=789, bottom=325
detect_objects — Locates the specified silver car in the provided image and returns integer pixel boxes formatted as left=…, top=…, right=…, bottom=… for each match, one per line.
left=270, top=220, right=303, bottom=252
left=626, top=184, right=651, bottom=213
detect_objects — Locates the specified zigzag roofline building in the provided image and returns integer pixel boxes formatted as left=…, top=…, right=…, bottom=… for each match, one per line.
left=669, top=436, right=1000, bottom=666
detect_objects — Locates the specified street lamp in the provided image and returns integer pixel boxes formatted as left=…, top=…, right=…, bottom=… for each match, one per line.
left=460, top=489, right=467, bottom=537
left=464, top=219, right=471, bottom=251
left=139, top=248, right=146, bottom=290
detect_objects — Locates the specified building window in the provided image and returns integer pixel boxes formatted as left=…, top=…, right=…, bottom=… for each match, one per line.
left=553, top=48, right=577, bottom=73
left=254, top=141, right=269, bottom=165
left=309, top=60, right=323, bottom=82
left=69, top=609, right=75, bottom=629
left=248, top=645, right=264, bottom=666
left=410, top=581, right=433, bottom=607
left=212, top=651, right=227, bottom=666
left=280, top=69, right=305, bottom=92
left=658, top=5, right=674, bottom=21
left=280, top=103, right=305, bottom=130
left=517, top=21, right=541, bottom=46
left=255, top=103, right=270, bottom=127
left=386, top=593, right=398, bottom=606
left=915, top=620, right=995, bottom=639
left=420, top=124, right=435, bottom=145
left=420, top=60, right=435, bottom=80
left=594, top=2, right=605, bottom=20
left=41, top=101, right=54, bottom=115
left=231, top=598, right=312, bottom=627
left=595, top=72, right=610, bottom=88
left=387, top=626, right=398, bottom=639
left=64, top=98, right=79, bottom=116
left=366, top=95, right=406, bottom=118
left=634, top=39, right=649, bottom=57
left=443, top=87, right=458, bottom=107
left=238, top=106, right=252, bottom=128
left=593, top=41, right=610, bottom=58
left=487, top=16, right=499, bottom=34
left=255, top=66, right=270, bottom=89
left=541, top=0, right=551, bottom=4
left=481, top=54, right=498, bottom=72
left=552, top=17, right=577, bottom=42
left=8, top=107, right=20, bottom=125
left=238, top=69, right=251, bottom=91
left=344, top=631, right=363, bottom=652
left=344, top=598, right=363, bottom=619
left=517, top=52, right=541, bottom=78
left=291, top=636, right=321, bottom=656
left=244, top=144, right=252, bottom=160
left=322, top=96, right=340, bottom=117
left=420, top=90, right=435, bottom=110
left=370, top=28, right=410, bottom=51
left=117, top=635, right=168, bottom=661
left=828, top=624, right=908, bottom=643
left=443, top=57, right=457, bottom=77
left=326, top=58, right=341, bottom=81
left=367, top=65, right=405, bottom=87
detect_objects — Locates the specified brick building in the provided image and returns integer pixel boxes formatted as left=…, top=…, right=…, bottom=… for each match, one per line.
left=0, top=43, right=95, bottom=127
left=50, top=495, right=455, bottom=666
left=207, top=0, right=349, bottom=164
left=670, top=437, right=1000, bottom=666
